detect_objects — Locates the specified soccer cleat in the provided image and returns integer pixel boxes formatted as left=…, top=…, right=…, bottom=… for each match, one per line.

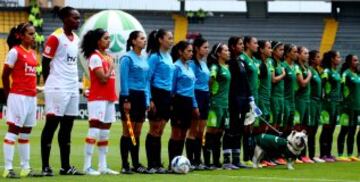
left=42, top=166, right=54, bottom=176
left=321, top=156, right=335, bottom=162
left=155, top=166, right=168, bottom=174
left=59, top=166, right=85, bottom=175
left=312, top=157, right=325, bottom=163
left=120, top=167, right=133, bottom=174
left=336, top=156, right=351, bottom=162
left=301, top=156, right=315, bottom=163
left=194, top=164, right=207, bottom=170
left=349, top=156, right=360, bottom=162
left=233, top=162, right=251, bottom=169
left=133, top=165, right=149, bottom=174
left=146, top=168, right=157, bottom=174
left=84, top=167, right=100, bottom=176
left=264, top=160, right=277, bottom=167
left=275, top=158, right=287, bottom=165
left=295, top=159, right=304, bottom=164
left=244, top=160, right=254, bottom=167
left=223, top=163, right=239, bottom=170
left=20, top=168, right=43, bottom=177
left=3, top=169, right=20, bottom=178
left=99, top=168, right=119, bottom=175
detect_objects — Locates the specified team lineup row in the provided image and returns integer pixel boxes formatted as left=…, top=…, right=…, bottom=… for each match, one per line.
left=2, top=6, right=360, bottom=178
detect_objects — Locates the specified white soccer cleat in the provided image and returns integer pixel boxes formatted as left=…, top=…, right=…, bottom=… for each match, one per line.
left=84, top=167, right=100, bottom=176
left=99, top=168, right=119, bottom=175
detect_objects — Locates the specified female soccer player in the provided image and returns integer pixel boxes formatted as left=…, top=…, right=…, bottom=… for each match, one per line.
left=282, top=44, right=298, bottom=137
left=337, top=54, right=360, bottom=162
left=223, top=36, right=249, bottom=169
left=40, top=6, right=83, bottom=176
left=146, top=29, right=174, bottom=173
left=239, top=36, right=259, bottom=166
left=81, top=28, right=119, bottom=175
left=308, top=50, right=325, bottom=163
left=168, top=40, right=199, bottom=170
left=119, top=30, right=149, bottom=173
left=256, top=40, right=272, bottom=133
left=187, top=37, right=209, bottom=170
left=294, top=46, right=313, bottom=163
left=319, top=50, right=342, bottom=162
left=2, top=23, right=38, bottom=178
left=267, top=41, right=286, bottom=166
left=203, top=43, right=231, bottom=169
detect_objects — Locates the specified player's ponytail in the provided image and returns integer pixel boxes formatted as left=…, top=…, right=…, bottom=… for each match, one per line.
left=146, top=29, right=169, bottom=55
left=126, top=30, right=142, bottom=52
left=6, top=22, right=33, bottom=49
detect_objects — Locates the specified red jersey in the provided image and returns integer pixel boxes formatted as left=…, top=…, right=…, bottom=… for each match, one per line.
left=6, top=45, right=37, bottom=97
left=88, top=51, right=117, bottom=101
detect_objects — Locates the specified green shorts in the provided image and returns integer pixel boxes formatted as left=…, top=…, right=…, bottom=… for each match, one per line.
left=294, top=99, right=310, bottom=126
left=309, top=99, right=321, bottom=126
left=208, top=106, right=229, bottom=129
left=283, top=99, right=295, bottom=127
left=339, top=107, right=360, bottom=126
left=321, top=101, right=340, bottom=125
left=258, top=98, right=271, bottom=122
left=270, top=97, right=284, bottom=126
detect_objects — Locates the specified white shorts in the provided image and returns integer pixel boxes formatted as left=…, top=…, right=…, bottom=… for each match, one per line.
left=45, top=91, right=79, bottom=116
left=88, top=101, right=116, bottom=123
left=6, top=93, right=37, bottom=127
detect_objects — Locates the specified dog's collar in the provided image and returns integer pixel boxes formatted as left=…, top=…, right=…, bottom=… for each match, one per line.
left=287, top=142, right=301, bottom=156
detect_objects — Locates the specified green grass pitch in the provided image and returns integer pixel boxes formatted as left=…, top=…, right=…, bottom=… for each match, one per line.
left=1, top=120, right=360, bottom=182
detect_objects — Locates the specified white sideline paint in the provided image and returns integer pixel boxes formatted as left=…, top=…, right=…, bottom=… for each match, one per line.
left=193, top=174, right=357, bottom=182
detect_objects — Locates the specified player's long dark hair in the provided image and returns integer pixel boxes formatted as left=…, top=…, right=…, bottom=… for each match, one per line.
left=207, top=42, right=225, bottom=68
left=126, top=30, right=142, bottom=52
left=271, top=41, right=284, bottom=67
left=321, top=50, right=338, bottom=69
left=7, top=22, right=33, bottom=49
left=171, top=40, right=191, bottom=62
left=284, top=43, right=296, bottom=60
left=146, top=29, right=170, bottom=55
left=228, top=36, right=242, bottom=60
left=192, top=36, right=207, bottom=69
left=340, top=54, right=355, bottom=74
left=254, top=40, right=270, bottom=61
left=81, top=28, right=107, bottom=59
left=309, top=50, right=320, bottom=66
left=243, top=36, right=256, bottom=52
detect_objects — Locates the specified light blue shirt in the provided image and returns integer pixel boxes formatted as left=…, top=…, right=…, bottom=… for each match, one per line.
left=172, top=60, right=198, bottom=108
left=120, top=50, right=150, bottom=106
left=189, top=59, right=210, bottom=91
left=148, top=51, right=175, bottom=91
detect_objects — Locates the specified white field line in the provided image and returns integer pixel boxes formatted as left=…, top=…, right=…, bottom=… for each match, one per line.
left=193, top=173, right=358, bottom=182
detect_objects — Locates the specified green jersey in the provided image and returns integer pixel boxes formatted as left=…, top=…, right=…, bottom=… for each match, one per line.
left=342, top=69, right=360, bottom=110
left=209, top=64, right=231, bottom=108
left=283, top=61, right=297, bottom=101
left=309, top=67, right=322, bottom=100
left=270, top=58, right=284, bottom=98
left=240, top=53, right=260, bottom=100
left=321, top=68, right=342, bottom=102
left=258, top=58, right=272, bottom=101
left=295, top=64, right=311, bottom=102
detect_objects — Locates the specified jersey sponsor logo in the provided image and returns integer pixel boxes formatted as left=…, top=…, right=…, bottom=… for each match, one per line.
left=66, top=53, right=77, bottom=65
left=24, top=63, right=36, bottom=76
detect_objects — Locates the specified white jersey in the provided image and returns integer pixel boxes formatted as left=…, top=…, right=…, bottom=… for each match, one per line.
left=43, top=28, right=79, bottom=93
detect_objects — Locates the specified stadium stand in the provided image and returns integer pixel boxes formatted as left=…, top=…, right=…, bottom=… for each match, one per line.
left=333, top=17, right=360, bottom=57
left=188, top=13, right=326, bottom=51
left=0, top=38, right=8, bottom=88
left=0, top=10, right=27, bottom=33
